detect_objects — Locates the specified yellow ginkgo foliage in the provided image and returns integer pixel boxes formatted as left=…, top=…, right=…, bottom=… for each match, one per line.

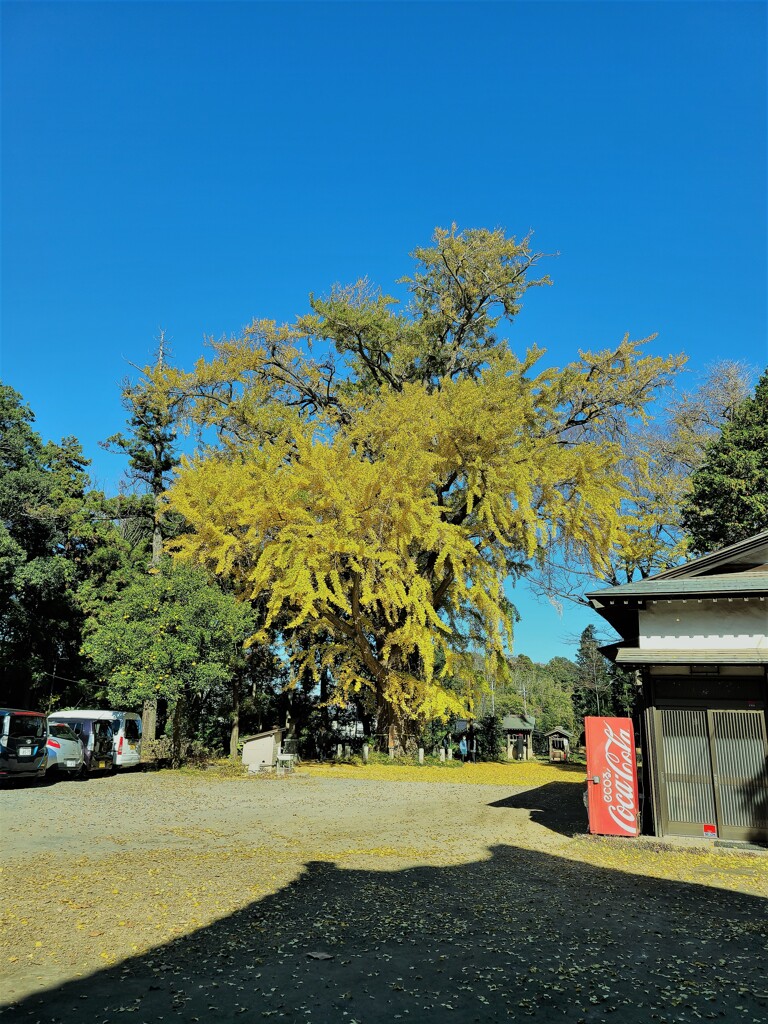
left=153, top=227, right=683, bottom=742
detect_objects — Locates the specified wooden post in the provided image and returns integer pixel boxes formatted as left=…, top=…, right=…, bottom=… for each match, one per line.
left=387, top=722, right=396, bottom=760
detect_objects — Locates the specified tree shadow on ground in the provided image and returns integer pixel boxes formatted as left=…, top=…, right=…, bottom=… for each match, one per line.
left=487, top=781, right=587, bottom=838
left=4, top=843, right=767, bottom=1024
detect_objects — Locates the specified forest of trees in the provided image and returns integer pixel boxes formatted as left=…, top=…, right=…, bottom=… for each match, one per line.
left=2, top=229, right=764, bottom=760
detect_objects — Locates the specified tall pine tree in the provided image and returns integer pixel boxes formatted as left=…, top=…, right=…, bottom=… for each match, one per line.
left=102, top=334, right=181, bottom=740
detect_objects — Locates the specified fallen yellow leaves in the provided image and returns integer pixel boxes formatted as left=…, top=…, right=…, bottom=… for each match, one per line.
left=2, top=766, right=766, bottom=1014
left=573, top=837, right=768, bottom=898
left=299, top=759, right=586, bottom=787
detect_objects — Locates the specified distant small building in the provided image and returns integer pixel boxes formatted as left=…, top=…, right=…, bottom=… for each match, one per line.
left=501, top=715, right=536, bottom=761
left=241, top=727, right=285, bottom=772
left=545, top=727, right=572, bottom=762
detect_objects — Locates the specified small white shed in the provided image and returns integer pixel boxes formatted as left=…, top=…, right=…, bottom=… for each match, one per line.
left=242, top=728, right=284, bottom=772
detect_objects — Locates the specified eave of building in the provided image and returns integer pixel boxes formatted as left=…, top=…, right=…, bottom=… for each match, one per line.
left=587, top=573, right=768, bottom=603
left=608, top=646, right=768, bottom=666
left=588, top=578, right=768, bottom=644
left=653, top=529, right=768, bottom=580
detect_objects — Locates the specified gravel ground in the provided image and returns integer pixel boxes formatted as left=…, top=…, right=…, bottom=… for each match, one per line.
left=1, top=765, right=766, bottom=1023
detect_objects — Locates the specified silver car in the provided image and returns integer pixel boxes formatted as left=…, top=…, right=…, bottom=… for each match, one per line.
left=45, top=721, right=85, bottom=777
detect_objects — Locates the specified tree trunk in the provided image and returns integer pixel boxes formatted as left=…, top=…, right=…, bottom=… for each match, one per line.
left=142, top=699, right=157, bottom=756
left=319, top=666, right=331, bottom=729
left=375, top=693, right=420, bottom=755
left=151, top=488, right=164, bottom=566
left=171, top=697, right=184, bottom=767
left=152, top=520, right=163, bottom=565
left=372, top=644, right=424, bottom=754
left=229, top=674, right=240, bottom=760
left=353, top=697, right=374, bottom=740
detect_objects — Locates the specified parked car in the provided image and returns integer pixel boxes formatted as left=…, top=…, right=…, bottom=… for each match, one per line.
left=47, top=713, right=114, bottom=774
left=0, top=709, right=48, bottom=782
left=109, top=711, right=143, bottom=768
left=48, top=709, right=142, bottom=770
left=45, top=721, right=85, bottom=777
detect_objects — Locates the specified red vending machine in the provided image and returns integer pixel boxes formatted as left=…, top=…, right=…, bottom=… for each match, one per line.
left=584, top=716, right=640, bottom=837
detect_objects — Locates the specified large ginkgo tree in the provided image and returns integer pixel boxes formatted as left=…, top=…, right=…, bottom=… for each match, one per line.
left=145, top=226, right=682, bottom=745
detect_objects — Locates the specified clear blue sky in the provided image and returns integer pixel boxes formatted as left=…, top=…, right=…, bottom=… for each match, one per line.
left=2, top=1, right=766, bottom=663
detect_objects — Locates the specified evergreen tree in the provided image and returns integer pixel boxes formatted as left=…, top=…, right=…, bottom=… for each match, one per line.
left=572, top=626, right=638, bottom=735
left=0, top=384, right=95, bottom=708
left=610, top=665, right=638, bottom=718
left=103, top=333, right=180, bottom=566
left=573, top=625, right=613, bottom=722
left=681, top=369, right=768, bottom=553
left=477, top=712, right=505, bottom=761
left=101, top=334, right=182, bottom=741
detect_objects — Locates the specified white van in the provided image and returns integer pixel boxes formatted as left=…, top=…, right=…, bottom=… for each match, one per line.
left=49, top=710, right=142, bottom=769
left=109, top=711, right=143, bottom=768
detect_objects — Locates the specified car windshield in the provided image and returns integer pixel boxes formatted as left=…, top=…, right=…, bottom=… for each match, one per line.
left=8, top=714, right=46, bottom=738
left=49, top=723, right=78, bottom=742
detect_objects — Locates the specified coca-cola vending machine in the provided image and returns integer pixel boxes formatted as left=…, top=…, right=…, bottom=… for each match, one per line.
left=584, top=717, right=640, bottom=837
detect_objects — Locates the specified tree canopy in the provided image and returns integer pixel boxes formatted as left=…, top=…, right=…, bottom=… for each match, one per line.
left=681, top=369, right=768, bottom=553
left=81, top=558, right=257, bottom=760
left=144, top=226, right=681, bottom=741
left=0, top=384, right=96, bottom=706
left=528, top=359, right=754, bottom=598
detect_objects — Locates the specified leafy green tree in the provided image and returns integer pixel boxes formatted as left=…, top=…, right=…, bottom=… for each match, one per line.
left=81, top=559, right=257, bottom=763
left=681, top=369, right=768, bottom=553
left=546, top=656, right=579, bottom=692
left=76, top=494, right=153, bottom=614
left=477, top=712, right=505, bottom=761
left=0, top=384, right=96, bottom=708
left=491, top=655, right=576, bottom=737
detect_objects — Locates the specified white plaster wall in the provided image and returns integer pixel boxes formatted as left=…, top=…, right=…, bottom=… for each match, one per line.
left=638, top=599, right=768, bottom=651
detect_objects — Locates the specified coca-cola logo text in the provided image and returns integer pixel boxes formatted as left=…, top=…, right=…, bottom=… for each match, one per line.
left=601, top=722, right=638, bottom=835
